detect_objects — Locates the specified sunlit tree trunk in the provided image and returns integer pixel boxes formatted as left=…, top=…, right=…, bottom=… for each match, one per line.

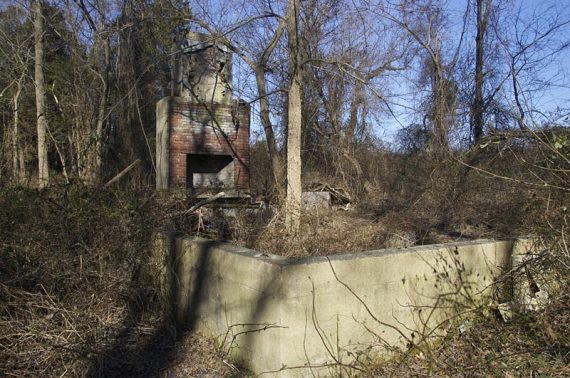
left=89, top=36, right=110, bottom=184
left=12, top=71, right=27, bottom=185
left=33, top=0, right=49, bottom=188
left=431, top=51, right=448, bottom=150
left=255, top=66, right=285, bottom=200
left=285, top=0, right=302, bottom=235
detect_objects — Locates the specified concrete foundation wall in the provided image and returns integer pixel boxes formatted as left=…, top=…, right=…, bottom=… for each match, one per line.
left=154, top=235, right=532, bottom=376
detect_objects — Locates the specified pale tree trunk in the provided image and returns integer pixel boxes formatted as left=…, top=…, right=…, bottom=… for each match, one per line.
left=347, top=80, right=364, bottom=142
left=33, top=0, right=49, bottom=188
left=87, top=36, right=110, bottom=184
left=424, top=30, right=449, bottom=153
left=254, top=16, right=287, bottom=200
left=432, top=58, right=448, bottom=150
left=285, top=0, right=302, bottom=235
left=286, top=73, right=302, bottom=235
left=12, top=70, right=27, bottom=184
left=255, top=67, right=285, bottom=199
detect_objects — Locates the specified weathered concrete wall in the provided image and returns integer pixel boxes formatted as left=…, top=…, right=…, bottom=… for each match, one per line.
left=154, top=235, right=532, bottom=376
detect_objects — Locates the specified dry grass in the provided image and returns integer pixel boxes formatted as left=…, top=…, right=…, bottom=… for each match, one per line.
left=226, top=209, right=387, bottom=257
left=370, top=287, right=570, bottom=377
left=0, top=283, right=89, bottom=376
left=223, top=205, right=497, bottom=258
left=1, top=133, right=567, bottom=376
left=235, top=146, right=543, bottom=258
left=0, top=185, right=241, bottom=377
left=165, top=334, right=243, bottom=377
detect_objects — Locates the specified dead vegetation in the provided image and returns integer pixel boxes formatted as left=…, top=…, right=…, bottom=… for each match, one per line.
left=371, top=286, right=570, bottom=377
left=231, top=209, right=387, bottom=257
left=0, top=186, right=242, bottom=377
left=218, top=135, right=569, bottom=376
left=218, top=144, right=543, bottom=258
left=1, top=130, right=568, bottom=376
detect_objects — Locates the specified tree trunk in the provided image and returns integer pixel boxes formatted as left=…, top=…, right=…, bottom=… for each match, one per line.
left=12, top=71, right=26, bottom=185
left=33, top=0, right=49, bottom=188
left=433, top=62, right=448, bottom=149
left=89, top=36, right=110, bottom=184
left=473, top=0, right=492, bottom=141
left=252, top=15, right=287, bottom=200
left=427, top=49, right=449, bottom=153
left=347, top=80, right=364, bottom=142
left=511, top=61, right=526, bottom=130
left=285, top=0, right=302, bottom=235
left=255, top=67, right=284, bottom=198
left=286, top=72, right=303, bottom=235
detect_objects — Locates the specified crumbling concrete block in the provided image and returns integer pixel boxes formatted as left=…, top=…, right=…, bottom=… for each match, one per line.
left=302, top=191, right=331, bottom=210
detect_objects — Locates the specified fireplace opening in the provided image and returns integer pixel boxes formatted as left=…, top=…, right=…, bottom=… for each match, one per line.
left=186, top=154, right=234, bottom=188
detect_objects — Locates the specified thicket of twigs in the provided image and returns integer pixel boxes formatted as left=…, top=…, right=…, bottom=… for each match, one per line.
left=370, top=289, right=570, bottom=377
left=0, top=186, right=240, bottom=377
left=367, top=131, right=568, bottom=376
left=240, top=134, right=558, bottom=258
left=245, top=130, right=570, bottom=375
left=1, top=128, right=568, bottom=376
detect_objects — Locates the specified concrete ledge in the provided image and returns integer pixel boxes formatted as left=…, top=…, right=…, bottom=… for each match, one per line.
left=153, top=235, right=534, bottom=376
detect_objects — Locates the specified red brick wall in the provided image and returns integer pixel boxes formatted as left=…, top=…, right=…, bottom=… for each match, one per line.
left=165, top=97, right=250, bottom=189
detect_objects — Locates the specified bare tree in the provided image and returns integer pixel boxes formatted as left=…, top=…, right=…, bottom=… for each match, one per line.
left=501, top=4, right=570, bottom=131
left=69, top=0, right=113, bottom=184
left=285, top=0, right=302, bottom=235
left=33, top=0, right=49, bottom=188
left=472, top=0, right=492, bottom=141
left=11, top=68, right=28, bottom=184
left=0, top=5, right=32, bottom=185
left=372, top=1, right=456, bottom=152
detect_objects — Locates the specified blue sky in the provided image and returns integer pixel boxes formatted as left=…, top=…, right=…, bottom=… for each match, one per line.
left=3, top=0, right=568, bottom=144
left=223, top=0, right=570, bottom=145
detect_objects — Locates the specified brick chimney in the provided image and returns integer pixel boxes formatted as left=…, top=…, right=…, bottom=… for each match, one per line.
left=156, top=32, right=250, bottom=191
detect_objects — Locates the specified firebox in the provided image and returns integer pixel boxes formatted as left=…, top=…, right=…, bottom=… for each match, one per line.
left=186, top=154, right=234, bottom=188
